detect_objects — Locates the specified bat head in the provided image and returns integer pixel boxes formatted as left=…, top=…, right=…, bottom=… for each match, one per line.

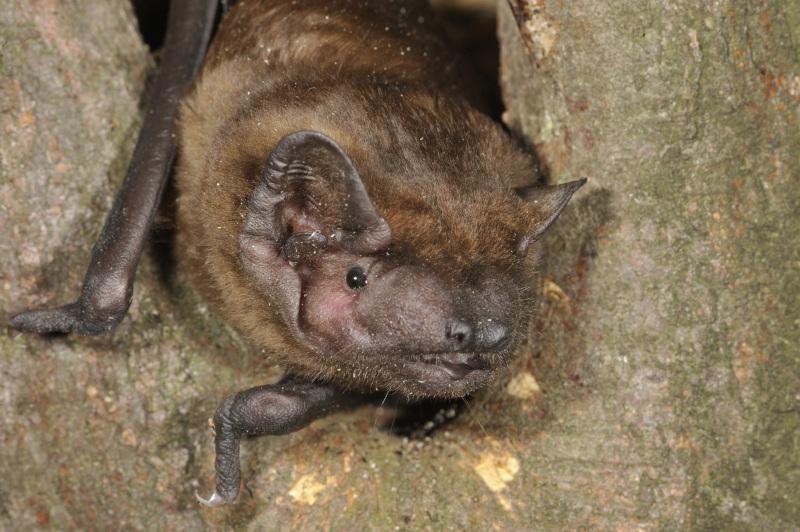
left=236, top=131, right=584, bottom=398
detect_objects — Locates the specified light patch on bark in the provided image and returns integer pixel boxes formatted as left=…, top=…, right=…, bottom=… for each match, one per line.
left=473, top=438, right=521, bottom=512
left=506, top=372, right=541, bottom=400
left=288, top=474, right=327, bottom=505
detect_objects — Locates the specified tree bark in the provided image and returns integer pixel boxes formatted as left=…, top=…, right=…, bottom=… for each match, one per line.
left=1, top=0, right=797, bottom=530
left=498, top=0, right=800, bottom=529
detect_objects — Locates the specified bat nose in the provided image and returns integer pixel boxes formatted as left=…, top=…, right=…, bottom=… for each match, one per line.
left=445, top=319, right=510, bottom=352
left=445, top=318, right=474, bottom=351
left=477, top=321, right=509, bottom=351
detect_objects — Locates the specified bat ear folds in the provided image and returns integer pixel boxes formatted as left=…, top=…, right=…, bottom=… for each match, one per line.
left=242, top=131, right=393, bottom=258
left=516, top=178, right=587, bottom=256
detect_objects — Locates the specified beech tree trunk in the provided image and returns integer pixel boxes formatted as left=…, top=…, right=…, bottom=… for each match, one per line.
left=0, top=0, right=797, bottom=530
left=498, top=0, right=800, bottom=529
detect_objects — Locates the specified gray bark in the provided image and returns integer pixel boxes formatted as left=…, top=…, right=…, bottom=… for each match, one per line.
left=0, top=0, right=797, bottom=530
left=498, top=0, right=800, bottom=529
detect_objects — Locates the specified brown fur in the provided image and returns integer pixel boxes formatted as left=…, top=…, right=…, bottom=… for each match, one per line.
left=175, top=0, right=545, bottom=397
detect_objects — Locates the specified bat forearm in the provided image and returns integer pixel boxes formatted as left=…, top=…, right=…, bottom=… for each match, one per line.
left=9, top=0, right=219, bottom=337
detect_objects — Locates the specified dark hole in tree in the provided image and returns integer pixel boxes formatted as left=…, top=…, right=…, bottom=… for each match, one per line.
left=130, top=0, right=170, bottom=51
left=433, top=0, right=503, bottom=120
left=372, top=397, right=467, bottom=440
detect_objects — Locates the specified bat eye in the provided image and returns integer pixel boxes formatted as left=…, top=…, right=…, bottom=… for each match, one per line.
left=345, top=266, right=368, bottom=289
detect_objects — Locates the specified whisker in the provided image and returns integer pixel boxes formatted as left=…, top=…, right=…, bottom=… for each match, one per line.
left=389, top=396, right=398, bottom=436
left=461, top=396, right=488, bottom=438
left=373, top=391, right=390, bottom=434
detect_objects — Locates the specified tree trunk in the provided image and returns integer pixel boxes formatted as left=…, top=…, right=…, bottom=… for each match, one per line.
left=498, top=0, right=800, bottom=529
left=1, top=0, right=797, bottom=530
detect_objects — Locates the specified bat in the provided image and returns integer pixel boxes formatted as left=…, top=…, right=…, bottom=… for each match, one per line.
left=9, top=0, right=585, bottom=506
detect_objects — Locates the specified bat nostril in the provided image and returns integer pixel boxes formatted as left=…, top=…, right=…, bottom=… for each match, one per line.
left=479, top=323, right=509, bottom=351
left=445, top=319, right=474, bottom=350
left=445, top=318, right=510, bottom=352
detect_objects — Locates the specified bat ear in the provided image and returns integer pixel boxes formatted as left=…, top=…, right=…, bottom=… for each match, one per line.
left=516, top=178, right=587, bottom=256
left=241, top=131, right=393, bottom=262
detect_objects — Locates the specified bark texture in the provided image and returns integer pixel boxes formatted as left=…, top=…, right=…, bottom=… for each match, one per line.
left=1, top=0, right=798, bottom=530
left=498, top=0, right=800, bottom=529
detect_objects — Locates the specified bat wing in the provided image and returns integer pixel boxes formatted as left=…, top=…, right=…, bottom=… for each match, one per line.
left=9, top=0, right=219, bottom=336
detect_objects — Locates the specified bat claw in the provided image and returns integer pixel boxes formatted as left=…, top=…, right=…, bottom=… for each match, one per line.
left=7, top=325, right=23, bottom=340
left=195, top=490, right=229, bottom=507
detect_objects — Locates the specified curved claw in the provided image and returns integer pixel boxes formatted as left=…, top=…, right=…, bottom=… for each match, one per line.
left=195, top=490, right=230, bottom=507
left=7, top=325, right=23, bottom=340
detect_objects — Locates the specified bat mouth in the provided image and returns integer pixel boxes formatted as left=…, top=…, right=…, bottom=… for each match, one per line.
left=422, top=353, right=487, bottom=380
left=365, top=352, right=493, bottom=398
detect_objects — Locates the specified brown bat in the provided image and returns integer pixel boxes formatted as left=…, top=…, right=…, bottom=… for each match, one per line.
left=9, top=0, right=584, bottom=506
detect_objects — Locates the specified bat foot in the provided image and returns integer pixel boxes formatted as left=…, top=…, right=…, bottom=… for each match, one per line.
left=195, top=490, right=230, bottom=507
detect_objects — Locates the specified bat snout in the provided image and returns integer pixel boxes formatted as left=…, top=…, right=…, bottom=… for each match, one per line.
left=476, top=321, right=510, bottom=351
left=445, top=318, right=510, bottom=353
left=445, top=318, right=474, bottom=350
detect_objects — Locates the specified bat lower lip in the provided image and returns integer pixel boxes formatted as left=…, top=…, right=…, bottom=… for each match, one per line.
left=423, top=353, right=487, bottom=380
left=386, top=353, right=491, bottom=397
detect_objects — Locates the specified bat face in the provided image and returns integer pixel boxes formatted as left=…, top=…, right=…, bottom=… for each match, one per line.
left=235, top=129, right=535, bottom=399
left=176, top=83, right=581, bottom=399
